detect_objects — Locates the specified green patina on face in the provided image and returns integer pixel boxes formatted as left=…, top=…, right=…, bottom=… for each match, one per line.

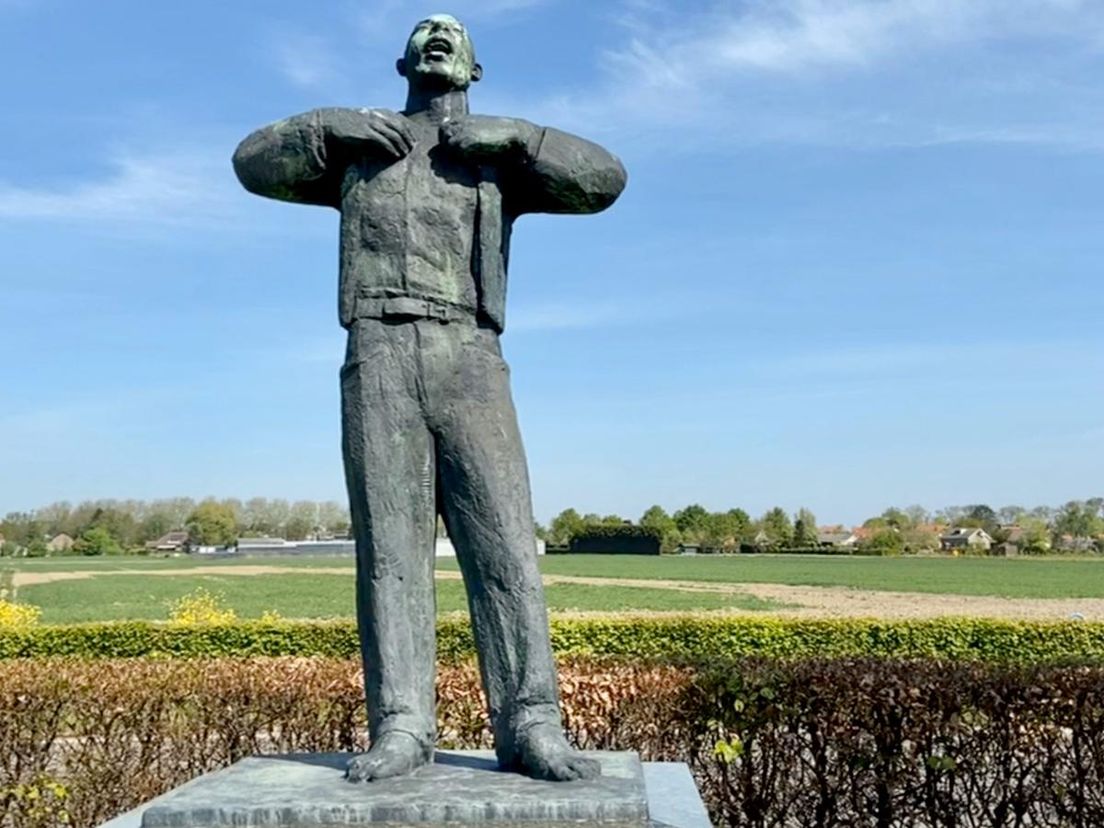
left=401, top=14, right=480, bottom=91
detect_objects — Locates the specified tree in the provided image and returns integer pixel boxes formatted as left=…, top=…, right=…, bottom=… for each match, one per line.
left=1018, top=517, right=1051, bottom=555
left=186, top=501, right=238, bottom=548
left=157, top=498, right=197, bottom=534
left=881, top=508, right=913, bottom=530
left=1053, top=501, right=1104, bottom=541
left=673, top=504, right=710, bottom=540
left=289, top=500, right=320, bottom=537
left=793, top=508, right=818, bottom=546
left=284, top=515, right=313, bottom=541
left=997, top=505, right=1026, bottom=526
left=959, top=505, right=998, bottom=533
left=85, top=507, right=138, bottom=549
left=704, top=508, right=751, bottom=550
left=640, top=505, right=680, bottom=552
left=318, top=500, right=351, bottom=535
left=0, top=511, right=41, bottom=549
left=548, top=508, right=585, bottom=546
left=935, top=505, right=967, bottom=526
left=73, top=526, right=122, bottom=556
left=758, top=507, right=793, bottom=547
left=36, top=501, right=73, bottom=537
left=137, top=510, right=175, bottom=544
left=861, top=528, right=903, bottom=556
left=902, top=525, right=940, bottom=552
left=903, top=504, right=930, bottom=526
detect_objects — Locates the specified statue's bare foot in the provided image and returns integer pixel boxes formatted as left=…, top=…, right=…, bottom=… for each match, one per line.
left=346, top=731, right=431, bottom=782
left=506, top=722, right=600, bottom=782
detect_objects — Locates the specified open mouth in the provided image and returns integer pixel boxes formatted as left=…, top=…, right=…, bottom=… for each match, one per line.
left=424, top=37, right=454, bottom=58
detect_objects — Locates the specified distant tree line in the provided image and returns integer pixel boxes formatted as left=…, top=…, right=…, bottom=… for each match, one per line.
left=0, top=498, right=351, bottom=557
left=539, top=504, right=821, bottom=554
left=4, top=496, right=1101, bottom=558
left=540, top=498, right=1104, bottom=556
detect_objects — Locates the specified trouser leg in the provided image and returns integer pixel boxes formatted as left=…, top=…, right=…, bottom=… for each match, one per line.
left=341, top=321, right=437, bottom=751
left=431, top=324, right=562, bottom=763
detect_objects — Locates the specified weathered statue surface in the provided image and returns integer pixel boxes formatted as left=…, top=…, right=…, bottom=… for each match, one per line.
left=233, top=15, right=626, bottom=783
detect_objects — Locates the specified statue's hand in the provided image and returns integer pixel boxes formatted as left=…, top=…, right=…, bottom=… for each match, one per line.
left=440, top=116, right=540, bottom=161
left=324, top=108, right=415, bottom=161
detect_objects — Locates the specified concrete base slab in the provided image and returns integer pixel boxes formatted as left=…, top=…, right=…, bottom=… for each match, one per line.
left=98, top=751, right=710, bottom=828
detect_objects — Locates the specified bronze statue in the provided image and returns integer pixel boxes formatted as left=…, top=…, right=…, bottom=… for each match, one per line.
left=233, top=14, right=626, bottom=783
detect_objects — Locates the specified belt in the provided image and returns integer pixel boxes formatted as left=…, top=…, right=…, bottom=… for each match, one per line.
left=353, top=294, right=476, bottom=324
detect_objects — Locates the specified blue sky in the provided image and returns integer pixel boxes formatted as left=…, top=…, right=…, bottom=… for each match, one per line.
left=1, top=0, right=1101, bottom=526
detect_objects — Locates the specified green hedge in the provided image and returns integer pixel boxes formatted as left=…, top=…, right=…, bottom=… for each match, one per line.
left=4, top=617, right=1104, bottom=663
left=570, top=524, right=663, bottom=541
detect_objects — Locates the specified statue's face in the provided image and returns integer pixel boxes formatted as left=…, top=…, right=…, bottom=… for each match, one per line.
left=398, top=14, right=482, bottom=90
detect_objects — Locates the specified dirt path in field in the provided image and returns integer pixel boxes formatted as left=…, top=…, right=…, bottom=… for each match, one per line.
left=10, top=565, right=1104, bottom=620
left=534, top=574, right=1104, bottom=621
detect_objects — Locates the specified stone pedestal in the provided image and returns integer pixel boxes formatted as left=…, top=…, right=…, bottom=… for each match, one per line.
left=98, top=751, right=710, bottom=828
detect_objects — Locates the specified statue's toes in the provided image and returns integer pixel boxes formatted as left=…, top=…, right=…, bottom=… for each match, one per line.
left=346, top=732, right=430, bottom=782
left=346, top=753, right=381, bottom=782
left=540, top=751, right=600, bottom=782
left=513, top=725, right=601, bottom=781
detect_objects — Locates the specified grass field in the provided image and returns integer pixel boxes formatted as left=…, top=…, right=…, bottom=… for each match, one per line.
left=515, top=555, right=1104, bottom=599
left=12, top=572, right=781, bottom=624
left=6, top=553, right=1104, bottom=597
left=4, top=553, right=1104, bottom=623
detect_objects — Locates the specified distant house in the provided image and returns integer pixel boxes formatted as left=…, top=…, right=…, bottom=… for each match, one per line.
left=817, top=526, right=859, bottom=548
left=236, top=537, right=289, bottom=549
left=850, top=526, right=882, bottom=545
left=46, top=533, right=74, bottom=553
left=940, top=528, right=993, bottom=552
left=229, top=537, right=543, bottom=558
left=146, top=531, right=189, bottom=552
left=1056, top=535, right=1097, bottom=553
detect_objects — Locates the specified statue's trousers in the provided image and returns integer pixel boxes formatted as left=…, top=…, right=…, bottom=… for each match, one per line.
left=340, top=315, right=562, bottom=760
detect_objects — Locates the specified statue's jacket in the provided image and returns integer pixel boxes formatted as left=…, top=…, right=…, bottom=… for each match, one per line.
left=233, top=108, right=627, bottom=334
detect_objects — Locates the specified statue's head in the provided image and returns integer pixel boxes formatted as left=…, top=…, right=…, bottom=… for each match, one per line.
left=397, top=14, right=482, bottom=92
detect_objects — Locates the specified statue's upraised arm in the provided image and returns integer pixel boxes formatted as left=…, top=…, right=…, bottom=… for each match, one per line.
left=512, top=126, right=627, bottom=216
left=233, top=110, right=339, bottom=207
left=233, top=108, right=415, bottom=208
left=437, top=117, right=626, bottom=215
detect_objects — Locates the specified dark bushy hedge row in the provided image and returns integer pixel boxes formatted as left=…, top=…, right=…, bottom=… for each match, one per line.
left=569, top=524, right=663, bottom=555
left=4, top=617, right=1104, bottom=663
left=570, top=524, right=663, bottom=541
left=688, top=658, right=1104, bottom=826
left=4, top=657, right=1104, bottom=827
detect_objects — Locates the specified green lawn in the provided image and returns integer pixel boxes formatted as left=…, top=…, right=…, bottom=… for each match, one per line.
left=5, top=553, right=1104, bottom=624
left=14, top=572, right=781, bottom=624
left=0, top=555, right=343, bottom=573
left=477, top=554, right=1104, bottom=599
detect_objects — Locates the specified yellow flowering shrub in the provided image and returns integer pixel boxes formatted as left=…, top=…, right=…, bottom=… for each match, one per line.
left=167, top=588, right=237, bottom=626
left=0, top=599, right=41, bottom=630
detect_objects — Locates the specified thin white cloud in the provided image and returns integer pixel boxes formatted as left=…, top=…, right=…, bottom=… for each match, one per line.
left=515, top=0, right=1104, bottom=153
left=0, top=149, right=236, bottom=226
left=609, top=0, right=1100, bottom=81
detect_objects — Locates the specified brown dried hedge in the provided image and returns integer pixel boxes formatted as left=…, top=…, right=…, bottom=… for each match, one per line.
left=3, top=657, right=1104, bottom=827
